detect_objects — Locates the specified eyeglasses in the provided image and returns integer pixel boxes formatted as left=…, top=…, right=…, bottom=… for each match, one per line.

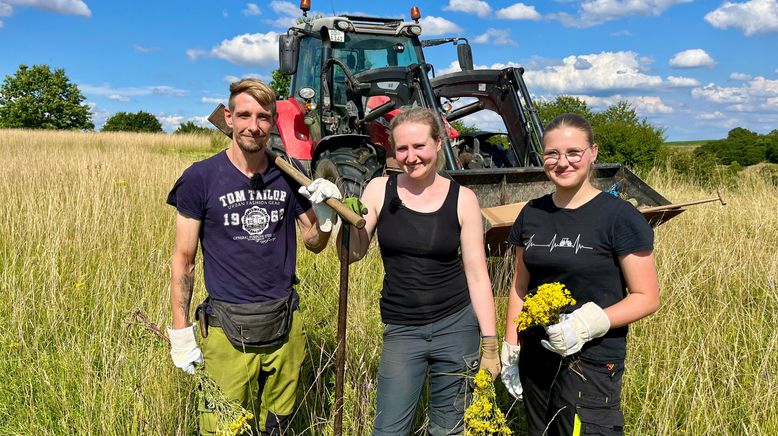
left=542, top=146, right=592, bottom=164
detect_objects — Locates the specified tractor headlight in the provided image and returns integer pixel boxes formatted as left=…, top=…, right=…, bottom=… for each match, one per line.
left=298, top=87, right=316, bottom=100
left=407, top=25, right=422, bottom=36
left=335, top=20, right=354, bottom=32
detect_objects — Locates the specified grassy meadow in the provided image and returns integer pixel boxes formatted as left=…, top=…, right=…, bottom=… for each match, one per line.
left=1, top=129, right=776, bottom=435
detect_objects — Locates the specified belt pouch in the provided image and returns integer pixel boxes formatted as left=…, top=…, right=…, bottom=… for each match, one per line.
left=209, top=292, right=295, bottom=348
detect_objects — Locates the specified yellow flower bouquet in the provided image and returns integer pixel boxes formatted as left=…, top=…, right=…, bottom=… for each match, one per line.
left=514, top=282, right=576, bottom=332
left=195, top=365, right=254, bottom=435
left=464, top=369, right=512, bottom=435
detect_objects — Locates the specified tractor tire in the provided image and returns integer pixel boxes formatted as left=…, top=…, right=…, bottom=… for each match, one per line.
left=314, top=145, right=385, bottom=197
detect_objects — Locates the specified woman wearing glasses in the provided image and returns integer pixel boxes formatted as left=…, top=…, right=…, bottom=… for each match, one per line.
left=500, top=113, right=660, bottom=435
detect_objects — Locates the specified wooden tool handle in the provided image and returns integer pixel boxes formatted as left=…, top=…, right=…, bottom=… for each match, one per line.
left=267, top=149, right=366, bottom=229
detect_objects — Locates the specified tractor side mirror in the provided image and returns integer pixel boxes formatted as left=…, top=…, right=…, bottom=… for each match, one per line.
left=457, top=43, right=474, bottom=71
left=279, top=34, right=299, bottom=75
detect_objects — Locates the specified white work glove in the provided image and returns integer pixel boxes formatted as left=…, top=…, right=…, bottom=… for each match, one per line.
left=541, top=302, right=611, bottom=357
left=167, top=324, right=203, bottom=375
left=298, top=178, right=342, bottom=232
left=500, top=341, right=523, bottom=400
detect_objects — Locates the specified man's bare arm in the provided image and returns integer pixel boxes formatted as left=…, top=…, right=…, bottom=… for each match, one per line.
left=171, top=212, right=201, bottom=329
left=297, top=208, right=331, bottom=253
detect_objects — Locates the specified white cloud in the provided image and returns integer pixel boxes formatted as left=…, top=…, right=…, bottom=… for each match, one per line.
left=667, top=75, right=700, bottom=87
left=222, top=9, right=228, bottom=18
left=437, top=60, right=463, bottom=76
left=133, top=44, right=158, bottom=54
left=208, top=32, right=280, bottom=67
left=186, top=49, right=206, bottom=61
left=552, top=0, right=691, bottom=27
left=692, top=83, right=749, bottom=103
left=265, top=0, right=309, bottom=28
left=611, top=30, right=632, bottom=37
left=696, top=111, right=725, bottom=120
left=473, top=28, right=516, bottom=46
left=496, top=3, right=541, bottom=20
left=669, top=49, right=715, bottom=68
left=0, top=3, right=12, bottom=16
left=730, top=72, right=753, bottom=81
left=201, top=97, right=225, bottom=104
left=80, top=84, right=187, bottom=98
left=107, top=94, right=130, bottom=103
left=691, top=76, right=778, bottom=111
left=5, top=0, right=90, bottom=16
left=269, top=0, right=299, bottom=16
left=705, top=0, right=778, bottom=36
left=523, top=51, right=663, bottom=93
left=86, top=102, right=109, bottom=128
left=574, top=57, right=593, bottom=70
left=631, top=95, right=674, bottom=113
left=572, top=94, right=673, bottom=114
left=223, top=73, right=264, bottom=83
left=497, top=3, right=541, bottom=21
left=443, top=0, right=492, bottom=17
left=0, top=20, right=4, bottom=27
left=243, top=3, right=261, bottom=16
left=158, top=114, right=185, bottom=132
left=187, top=116, right=212, bottom=127
left=419, top=16, right=462, bottom=36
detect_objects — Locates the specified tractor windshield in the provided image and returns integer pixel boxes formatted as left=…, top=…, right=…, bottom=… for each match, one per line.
left=292, top=32, right=421, bottom=102
left=331, top=33, right=421, bottom=73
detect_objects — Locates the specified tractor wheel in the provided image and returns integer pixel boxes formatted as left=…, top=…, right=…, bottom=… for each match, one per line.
left=314, top=145, right=385, bottom=197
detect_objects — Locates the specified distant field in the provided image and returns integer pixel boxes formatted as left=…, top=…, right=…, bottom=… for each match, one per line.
left=1, top=130, right=776, bottom=435
left=663, top=140, right=710, bottom=149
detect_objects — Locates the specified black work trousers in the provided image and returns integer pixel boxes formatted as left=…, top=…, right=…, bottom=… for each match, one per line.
left=519, top=344, right=625, bottom=436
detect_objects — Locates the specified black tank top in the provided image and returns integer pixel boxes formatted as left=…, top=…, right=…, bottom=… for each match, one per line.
left=376, top=174, right=470, bottom=325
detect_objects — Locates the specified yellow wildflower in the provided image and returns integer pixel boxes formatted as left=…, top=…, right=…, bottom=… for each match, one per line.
left=195, top=366, right=254, bottom=435
left=514, top=282, right=576, bottom=332
left=464, top=369, right=512, bottom=435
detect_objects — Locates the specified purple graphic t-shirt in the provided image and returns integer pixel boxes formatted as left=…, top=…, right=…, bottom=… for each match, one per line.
left=167, top=151, right=312, bottom=304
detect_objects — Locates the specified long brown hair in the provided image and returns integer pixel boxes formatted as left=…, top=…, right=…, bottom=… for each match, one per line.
left=543, top=113, right=594, bottom=148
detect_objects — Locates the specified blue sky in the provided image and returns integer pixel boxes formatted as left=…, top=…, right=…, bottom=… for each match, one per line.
left=1, top=0, right=777, bottom=141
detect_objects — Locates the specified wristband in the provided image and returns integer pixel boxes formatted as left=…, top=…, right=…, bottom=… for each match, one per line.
left=480, top=335, right=497, bottom=339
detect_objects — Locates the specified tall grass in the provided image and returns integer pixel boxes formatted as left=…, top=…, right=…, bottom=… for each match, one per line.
left=0, top=129, right=776, bottom=434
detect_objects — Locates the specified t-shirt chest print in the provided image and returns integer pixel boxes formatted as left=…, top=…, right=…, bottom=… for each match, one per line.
left=218, top=188, right=287, bottom=244
left=524, top=233, right=593, bottom=254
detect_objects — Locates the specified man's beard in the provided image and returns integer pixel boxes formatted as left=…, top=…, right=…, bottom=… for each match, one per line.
left=236, top=136, right=266, bottom=154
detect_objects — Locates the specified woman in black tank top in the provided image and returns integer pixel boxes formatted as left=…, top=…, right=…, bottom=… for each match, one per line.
left=340, top=108, right=500, bottom=435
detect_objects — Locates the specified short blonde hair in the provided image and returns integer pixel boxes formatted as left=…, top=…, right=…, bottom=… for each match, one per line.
left=228, top=79, right=276, bottom=116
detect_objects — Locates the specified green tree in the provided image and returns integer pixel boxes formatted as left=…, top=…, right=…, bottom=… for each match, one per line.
left=174, top=121, right=214, bottom=135
left=449, top=119, right=479, bottom=135
left=102, top=111, right=162, bottom=133
left=0, top=64, right=93, bottom=130
left=536, top=96, right=664, bottom=169
left=270, top=69, right=291, bottom=99
left=535, top=96, right=594, bottom=125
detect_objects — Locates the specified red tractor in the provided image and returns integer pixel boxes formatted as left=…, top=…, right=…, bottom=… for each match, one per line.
left=209, top=2, right=680, bottom=253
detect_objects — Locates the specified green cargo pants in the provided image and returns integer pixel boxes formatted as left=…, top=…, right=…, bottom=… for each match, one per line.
left=198, top=311, right=306, bottom=435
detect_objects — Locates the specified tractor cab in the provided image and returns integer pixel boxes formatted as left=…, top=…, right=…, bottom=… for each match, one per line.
left=280, top=15, right=425, bottom=140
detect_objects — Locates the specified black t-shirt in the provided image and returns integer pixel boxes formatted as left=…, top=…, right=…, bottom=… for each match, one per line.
left=508, top=192, right=653, bottom=361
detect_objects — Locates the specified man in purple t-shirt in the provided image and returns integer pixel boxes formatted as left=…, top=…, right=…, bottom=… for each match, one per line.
left=165, top=79, right=341, bottom=435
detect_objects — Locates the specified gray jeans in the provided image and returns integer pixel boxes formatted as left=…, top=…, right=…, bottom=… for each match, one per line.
left=373, top=304, right=481, bottom=436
